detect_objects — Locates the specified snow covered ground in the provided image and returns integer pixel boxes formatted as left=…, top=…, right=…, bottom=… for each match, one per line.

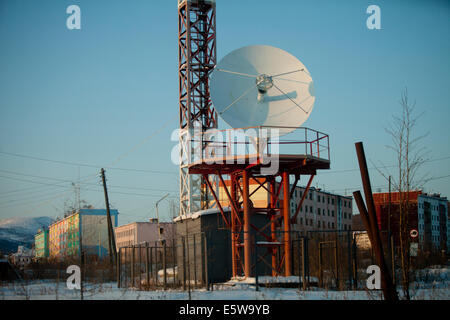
left=0, top=279, right=448, bottom=300
left=0, top=265, right=448, bottom=300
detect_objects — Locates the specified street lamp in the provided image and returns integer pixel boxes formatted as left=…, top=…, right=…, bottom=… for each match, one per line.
left=155, top=193, right=170, bottom=243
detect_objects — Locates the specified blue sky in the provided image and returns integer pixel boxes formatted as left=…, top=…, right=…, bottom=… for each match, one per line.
left=0, top=0, right=449, bottom=225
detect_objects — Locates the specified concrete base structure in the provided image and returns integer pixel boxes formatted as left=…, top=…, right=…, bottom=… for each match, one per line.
left=174, top=208, right=271, bottom=284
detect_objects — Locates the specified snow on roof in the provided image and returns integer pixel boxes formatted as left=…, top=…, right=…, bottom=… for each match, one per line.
left=173, top=207, right=269, bottom=222
left=173, top=207, right=231, bottom=222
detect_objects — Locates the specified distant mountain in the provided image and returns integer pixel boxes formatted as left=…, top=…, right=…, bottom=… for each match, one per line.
left=0, top=216, right=54, bottom=254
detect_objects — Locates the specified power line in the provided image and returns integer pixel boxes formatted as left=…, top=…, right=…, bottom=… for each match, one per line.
left=0, top=189, right=74, bottom=210
left=0, top=168, right=177, bottom=194
left=83, top=187, right=178, bottom=198
left=0, top=169, right=95, bottom=184
left=0, top=151, right=177, bottom=175
left=0, top=115, right=178, bottom=214
left=0, top=174, right=81, bottom=189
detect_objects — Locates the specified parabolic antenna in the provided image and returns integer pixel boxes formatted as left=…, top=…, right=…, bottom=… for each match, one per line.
left=210, top=45, right=315, bottom=136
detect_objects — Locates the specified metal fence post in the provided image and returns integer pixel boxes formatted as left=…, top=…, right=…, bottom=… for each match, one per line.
left=193, top=234, right=197, bottom=288
left=173, top=239, right=178, bottom=286
left=80, top=251, right=84, bottom=300
left=186, top=235, right=191, bottom=299
left=334, top=240, right=339, bottom=289
left=302, top=237, right=308, bottom=290
left=149, top=247, right=153, bottom=286
left=255, top=238, right=259, bottom=292
left=145, top=243, right=149, bottom=289
left=182, top=237, right=186, bottom=291
left=353, top=233, right=358, bottom=290
left=391, top=234, right=396, bottom=287
left=124, top=247, right=128, bottom=288
left=155, top=246, right=158, bottom=285
left=347, top=230, right=352, bottom=290
left=318, top=243, right=323, bottom=288
left=203, top=233, right=209, bottom=291
left=131, top=246, right=135, bottom=288
left=163, top=241, right=167, bottom=290
left=306, top=237, right=310, bottom=289
left=298, top=239, right=302, bottom=291
left=138, top=245, right=142, bottom=290
left=117, top=247, right=121, bottom=288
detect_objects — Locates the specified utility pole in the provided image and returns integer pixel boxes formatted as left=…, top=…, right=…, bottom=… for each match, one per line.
left=101, top=168, right=117, bottom=265
left=388, top=176, right=391, bottom=237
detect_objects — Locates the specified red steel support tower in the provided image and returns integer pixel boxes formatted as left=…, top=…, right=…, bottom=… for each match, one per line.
left=189, top=127, right=330, bottom=278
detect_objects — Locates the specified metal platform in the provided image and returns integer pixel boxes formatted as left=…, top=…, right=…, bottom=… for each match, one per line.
left=187, top=126, right=330, bottom=176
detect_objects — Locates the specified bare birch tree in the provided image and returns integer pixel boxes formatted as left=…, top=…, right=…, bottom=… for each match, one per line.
left=376, top=88, right=429, bottom=300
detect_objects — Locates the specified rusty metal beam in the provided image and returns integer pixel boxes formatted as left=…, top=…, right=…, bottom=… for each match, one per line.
left=202, top=174, right=230, bottom=228
left=282, top=171, right=292, bottom=276
left=217, top=172, right=242, bottom=226
left=355, top=142, right=398, bottom=301
left=243, top=170, right=251, bottom=277
left=291, top=174, right=315, bottom=224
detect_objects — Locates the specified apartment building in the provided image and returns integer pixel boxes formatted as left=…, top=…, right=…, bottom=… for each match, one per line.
left=46, top=208, right=119, bottom=258
left=287, top=186, right=353, bottom=233
left=373, top=191, right=449, bottom=252
left=214, top=178, right=353, bottom=233
left=114, top=219, right=176, bottom=250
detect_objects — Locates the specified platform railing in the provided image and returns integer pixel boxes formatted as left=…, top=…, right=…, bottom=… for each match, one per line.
left=188, top=126, right=330, bottom=164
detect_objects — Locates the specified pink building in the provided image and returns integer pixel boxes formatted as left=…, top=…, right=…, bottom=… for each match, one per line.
left=114, top=219, right=176, bottom=250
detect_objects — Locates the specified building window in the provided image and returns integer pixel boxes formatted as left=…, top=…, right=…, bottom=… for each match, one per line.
left=317, top=195, right=321, bottom=202
left=318, top=208, right=321, bottom=215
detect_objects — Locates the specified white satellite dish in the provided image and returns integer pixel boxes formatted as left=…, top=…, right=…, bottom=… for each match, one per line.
left=210, top=45, right=315, bottom=136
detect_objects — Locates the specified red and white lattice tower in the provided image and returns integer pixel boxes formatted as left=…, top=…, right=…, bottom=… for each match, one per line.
left=178, top=0, right=217, bottom=216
